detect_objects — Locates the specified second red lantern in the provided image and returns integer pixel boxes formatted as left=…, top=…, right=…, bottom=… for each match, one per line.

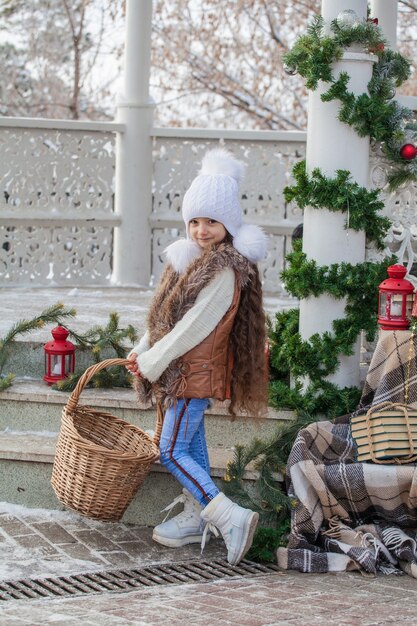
left=44, top=326, right=75, bottom=385
left=378, top=265, right=414, bottom=330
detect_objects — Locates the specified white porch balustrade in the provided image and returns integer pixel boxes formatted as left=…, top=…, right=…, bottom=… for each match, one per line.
left=0, top=117, right=122, bottom=286
left=0, top=119, right=306, bottom=293
left=0, top=116, right=416, bottom=294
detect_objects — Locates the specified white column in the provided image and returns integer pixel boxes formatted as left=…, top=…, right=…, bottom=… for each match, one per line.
left=369, top=0, right=398, bottom=50
left=112, top=0, right=154, bottom=287
left=299, top=0, right=375, bottom=388
left=321, top=0, right=367, bottom=33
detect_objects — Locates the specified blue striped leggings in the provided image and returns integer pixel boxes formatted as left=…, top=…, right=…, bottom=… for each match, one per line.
left=159, top=398, right=220, bottom=507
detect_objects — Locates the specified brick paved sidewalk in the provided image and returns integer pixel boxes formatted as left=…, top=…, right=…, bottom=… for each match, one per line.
left=1, top=504, right=417, bottom=625
left=2, top=566, right=417, bottom=626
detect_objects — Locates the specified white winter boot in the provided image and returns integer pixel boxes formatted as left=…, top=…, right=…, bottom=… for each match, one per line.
left=200, top=492, right=259, bottom=565
left=152, top=489, right=209, bottom=548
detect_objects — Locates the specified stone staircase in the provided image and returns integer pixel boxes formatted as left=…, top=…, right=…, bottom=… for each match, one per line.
left=0, top=286, right=297, bottom=525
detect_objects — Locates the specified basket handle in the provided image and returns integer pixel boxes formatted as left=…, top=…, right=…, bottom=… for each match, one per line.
left=65, top=358, right=163, bottom=447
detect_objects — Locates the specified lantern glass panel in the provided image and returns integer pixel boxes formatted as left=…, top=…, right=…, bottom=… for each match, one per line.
left=65, top=354, right=73, bottom=375
left=406, top=294, right=414, bottom=316
left=379, top=293, right=387, bottom=317
left=51, top=354, right=62, bottom=376
left=390, top=294, right=403, bottom=317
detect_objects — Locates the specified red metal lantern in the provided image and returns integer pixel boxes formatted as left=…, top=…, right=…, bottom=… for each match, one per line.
left=44, top=326, right=75, bottom=385
left=378, top=265, right=414, bottom=330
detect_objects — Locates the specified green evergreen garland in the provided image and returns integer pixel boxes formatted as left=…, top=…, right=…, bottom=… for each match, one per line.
left=284, top=15, right=417, bottom=190
left=282, top=239, right=394, bottom=301
left=272, top=239, right=395, bottom=381
left=284, top=161, right=390, bottom=248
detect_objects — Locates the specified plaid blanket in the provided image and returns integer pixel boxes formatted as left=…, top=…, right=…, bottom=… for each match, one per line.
left=277, top=330, right=417, bottom=577
left=359, top=330, right=417, bottom=410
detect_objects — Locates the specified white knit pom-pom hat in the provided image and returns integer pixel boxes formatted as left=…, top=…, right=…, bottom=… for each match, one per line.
left=165, top=148, right=267, bottom=270
left=182, top=148, right=245, bottom=237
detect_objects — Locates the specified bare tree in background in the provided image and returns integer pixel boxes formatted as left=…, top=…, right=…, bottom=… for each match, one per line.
left=397, top=0, right=417, bottom=97
left=0, top=0, right=415, bottom=125
left=0, top=0, right=125, bottom=119
left=151, top=0, right=417, bottom=130
left=151, top=0, right=316, bottom=130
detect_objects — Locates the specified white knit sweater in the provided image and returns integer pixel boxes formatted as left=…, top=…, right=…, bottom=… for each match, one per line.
left=130, top=267, right=235, bottom=383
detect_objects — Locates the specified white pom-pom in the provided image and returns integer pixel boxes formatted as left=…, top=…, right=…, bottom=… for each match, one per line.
left=233, top=224, right=268, bottom=263
left=164, top=239, right=202, bottom=274
left=200, top=148, right=245, bottom=183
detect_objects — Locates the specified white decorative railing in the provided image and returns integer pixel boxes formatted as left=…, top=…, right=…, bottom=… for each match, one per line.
left=0, top=118, right=123, bottom=285
left=368, top=141, right=417, bottom=283
left=1, top=117, right=416, bottom=294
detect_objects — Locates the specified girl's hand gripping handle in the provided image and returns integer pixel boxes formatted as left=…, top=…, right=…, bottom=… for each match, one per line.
left=125, top=352, right=142, bottom=378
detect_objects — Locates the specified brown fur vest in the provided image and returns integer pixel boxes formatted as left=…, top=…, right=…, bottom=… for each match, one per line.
left=134, top=242, right=254, bottom=406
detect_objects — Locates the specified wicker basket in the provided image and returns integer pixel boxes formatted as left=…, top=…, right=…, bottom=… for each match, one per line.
left=51, top=358, right=162, bottom=521
left=351, top=402, right=417, bottom=464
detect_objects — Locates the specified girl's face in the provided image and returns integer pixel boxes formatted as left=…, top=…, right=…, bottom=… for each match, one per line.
left=189, top=218, right=227, bottom=250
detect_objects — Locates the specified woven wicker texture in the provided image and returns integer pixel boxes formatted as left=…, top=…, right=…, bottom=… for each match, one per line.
left=51, top=358, right=162, bottom=521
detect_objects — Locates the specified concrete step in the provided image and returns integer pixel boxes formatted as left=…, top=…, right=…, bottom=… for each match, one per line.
left=0, top=286, right=292, bottom=523
left=0, top=286, right=297, bottom=378
left=0, top=378, right=294, bottom=449
left=0, top=431, right=282, bottom=525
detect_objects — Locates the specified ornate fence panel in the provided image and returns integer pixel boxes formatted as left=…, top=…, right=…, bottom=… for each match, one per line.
left=2, top=117, right=416, bottom=299
left=150, top=129, right=306, bottom=294
left=368, top=142, right=417, bottom=280
left=0, top=118, right=122, bottom=285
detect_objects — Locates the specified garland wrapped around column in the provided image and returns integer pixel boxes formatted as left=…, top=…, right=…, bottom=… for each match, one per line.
left=284, top=15, right=417, bottom=189
left=270, top=13, right=413, bottom=416
left=222, top=12, right=415, bottom=562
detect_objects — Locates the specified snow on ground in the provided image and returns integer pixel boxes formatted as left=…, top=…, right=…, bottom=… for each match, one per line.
left=0, top=539, right=100, bottom=583
left=0, top=501, right=87, bottom=521
left=0, top=503, right=105, bottom=582
left=0, top=501, right=223, bottom=583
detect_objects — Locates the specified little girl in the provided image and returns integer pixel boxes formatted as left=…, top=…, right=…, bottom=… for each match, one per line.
left=126, top=148, right=268, bottom=565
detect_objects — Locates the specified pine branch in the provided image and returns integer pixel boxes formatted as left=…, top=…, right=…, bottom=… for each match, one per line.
left=0, top=303, right=76, bottom=379
left=1, top=303, right=76, bottom=346
left=53, top=313, right=137, bottom=392
left=0, top=373, right=15, bottom=391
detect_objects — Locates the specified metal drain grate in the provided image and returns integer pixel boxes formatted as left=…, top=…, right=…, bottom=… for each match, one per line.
left=0, top=559, right=280, bottom=602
